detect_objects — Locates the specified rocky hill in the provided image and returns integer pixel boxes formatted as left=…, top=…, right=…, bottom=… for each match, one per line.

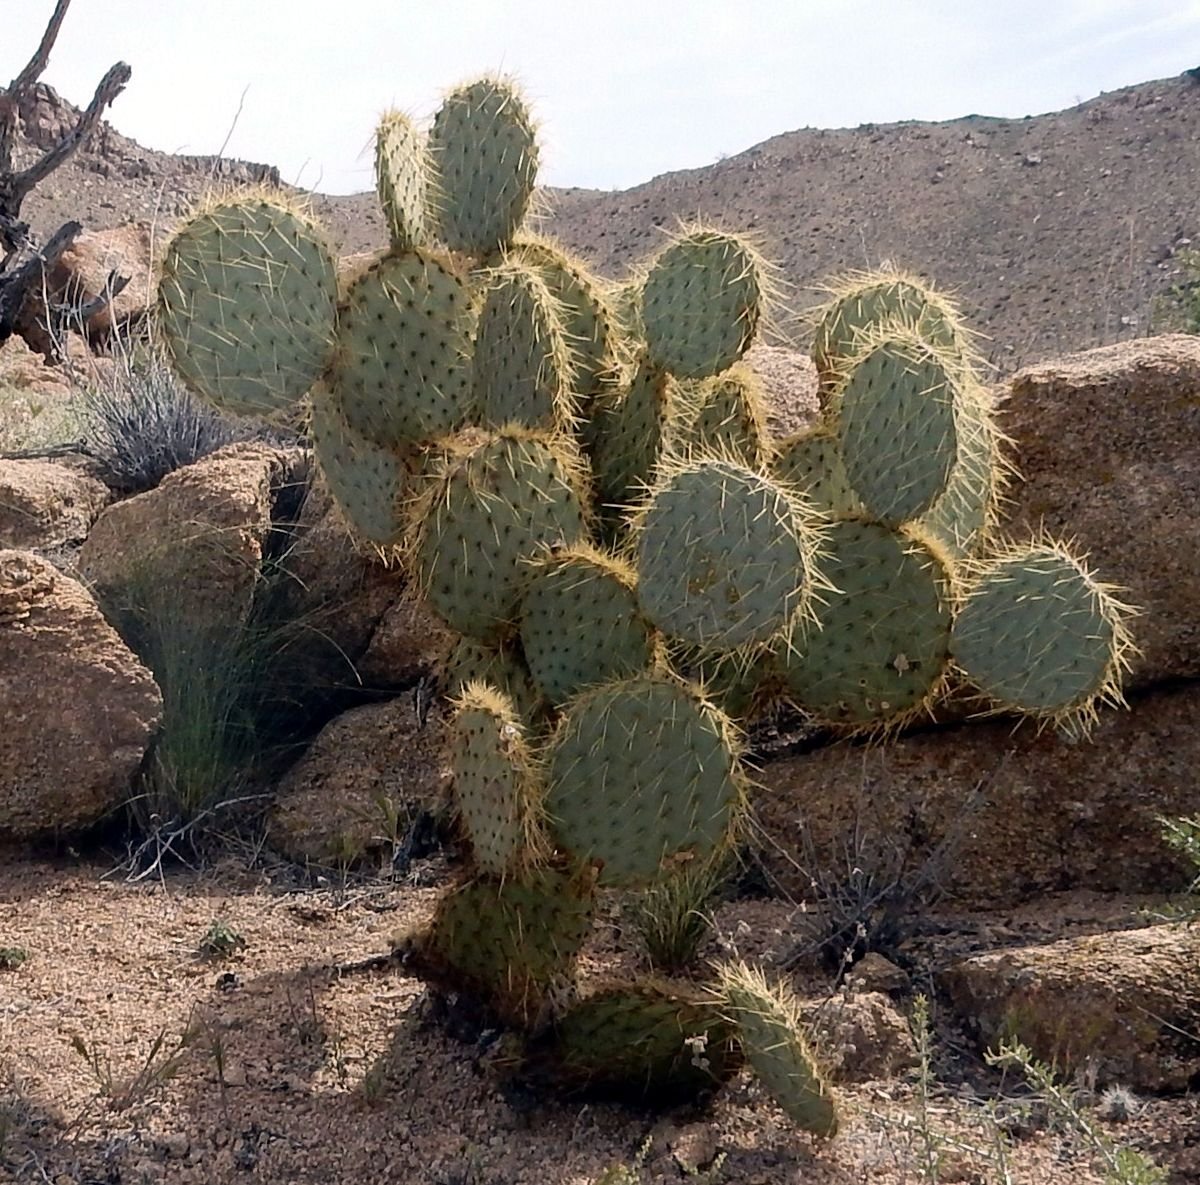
left=15, top=71, right=1200, bottom=370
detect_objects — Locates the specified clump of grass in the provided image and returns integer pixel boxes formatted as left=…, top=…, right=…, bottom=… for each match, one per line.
left=70, top=1014, right=204, bottom=1112
left=0, top=947, right=28, bottom=970
left=629, top=855, right=729, bottom=973
left=198, top=918, right=246, bottom=959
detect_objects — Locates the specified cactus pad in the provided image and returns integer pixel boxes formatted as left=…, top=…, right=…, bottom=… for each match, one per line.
left=777, top=520, right=954, bottom=728
left=330, top=249, right=475, bottom=447
left=670, top=365, right=770, bottom=469
left=640, top=229, right=764, bottom=379
left=519, top=545, right=656, bottom=704
left=157, top=192, right=338, bottom=416
left=950, top=540, right=1136, bottom=736
left=591, top=359, right=676, bottom=513
left=412, top=431, right=588, bottom=642
left=635, top=459, right=823, bottom=652
left=451, top=682, right=548, bottom=877
left=716, top=961, right=839, bottom=1137
left=545, top=673, right=744, bottom=887
left=429, top=77, right=539, bottom=255
left=442, top=636, right=544, bottom=723
left=772, top=429, right=862, bottom=519
left=374, top=109, right=429, bottom=250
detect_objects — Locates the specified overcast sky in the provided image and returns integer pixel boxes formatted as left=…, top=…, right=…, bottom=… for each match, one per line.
left=7, top=0, right=1200, bottom=194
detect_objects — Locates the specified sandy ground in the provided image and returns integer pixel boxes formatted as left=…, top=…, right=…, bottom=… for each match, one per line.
left=1, top=848, right=1193, bottom=1185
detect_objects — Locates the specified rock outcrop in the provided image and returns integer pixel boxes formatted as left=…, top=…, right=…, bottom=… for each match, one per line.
left=0, top=459, right=111, bottom=550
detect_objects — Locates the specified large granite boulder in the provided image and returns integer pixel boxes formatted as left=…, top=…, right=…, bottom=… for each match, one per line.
left=0, top=550, right=162, bottom=837
left=0, top=459, right=111, bottom=550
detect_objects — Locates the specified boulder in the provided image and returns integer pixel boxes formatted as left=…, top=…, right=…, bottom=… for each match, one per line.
left=810, top=990, right=918, bottom=1083
left=1004, top=335, right=1200, bottom=686
left=354, top=593, right=455, bottom=687
left=0, top=550, right=161, bottom=837
left=941, top=925, right=1200, bottom=1091
left=743, top=342, right=820, bottom=441
left=0, top=334, right=73, bottom=401
left=755, top=683, right=1198, bottom=909
left=78, top=443, right=299, bottom=629
left=270, top=697, right=451, bottom=865
left=0, top=459, right=111, bottom=550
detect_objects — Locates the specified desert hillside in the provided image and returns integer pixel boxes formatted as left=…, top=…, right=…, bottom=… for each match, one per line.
left=13, top=71, right=1200, bottom=371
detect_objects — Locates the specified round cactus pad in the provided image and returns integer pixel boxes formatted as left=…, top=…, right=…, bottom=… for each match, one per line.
left=429, top=77, right=539, bottom=255
left=640, top=230, right=762, bottom=379
left=717, top=961, right=838, bottom=1137
left=591, top=361, right=675, bottom=512
left=950, top=543, right=1132, bottom=731
left=374, top=109, right=429, bottom=250
left=778, top=520, right=953, bottom=727
left=545, top=674, right=742, bottom=887
left=157, top=194, right=338, bottom=416
left=519, top=547, right=655, bottom=704
left=451, top=683, right=545, bottom=878
left=442, top=636, right=544, bottom=723
left=672, top=367, right=769, bottom=469
left=838, top=336, right=958, bottom=525
left=413, top=432, right=587, bottom=642
left=636, top=460, right=820, bottom=652
left=331, top=250, right=475, bottom=447
left=773, top=429, right=862, bottom=519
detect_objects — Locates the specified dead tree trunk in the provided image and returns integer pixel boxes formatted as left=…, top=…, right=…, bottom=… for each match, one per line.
left=0, top=0, right=131, bottom=354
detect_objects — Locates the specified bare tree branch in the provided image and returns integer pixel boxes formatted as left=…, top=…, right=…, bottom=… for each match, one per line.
left=0, top=218, right=79, bottom=343
left=0, top=0, right=73, bottom=174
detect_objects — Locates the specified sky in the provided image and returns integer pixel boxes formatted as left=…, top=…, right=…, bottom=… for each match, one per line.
left=6, top=0, right=1200, bottom=195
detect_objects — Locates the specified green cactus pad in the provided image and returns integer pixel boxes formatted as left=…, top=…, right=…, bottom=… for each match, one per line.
left=429, top=77, right=539, bottom=256
left=836, top=333, right=958, bottom=526
left=670, top=365, right=770, bottom=469
left=330, top=249, right=476, bottom=448
left=451, top=682, right=548, bottom=877
left=411, top=431, right=588, bottom=642
left=545, top=673, right=744, bottom=887
left=473, top=263, right=575, bottom=432
left=407, top=867, right=596, bottom=1028
left=308, top=384, right=412, bottom=545
left=772, top=429, right=862, bottom=519
left=532, top=980, right=742, bottom=1101
left=950, top=540, right=1135, bottom=736
left=374, top=109, right=429, bottom=250
left=777, top=520, right=954, bottom=729
left=640, top=229, right=764, bottom=379
left=635, top=459, right=823, bottom=653
left=519, top=545, right=656, bottom=705
left=669, top=642, right=778, bottom=724
left=811, top=268, right=975, bottom=392
left=157, top=191, right=338, bottom=416
left=716, top=961, right=839, bottom=1137
left=442, top=635, right=544, bottom=723
left=512, top=238, right=622, bottom=398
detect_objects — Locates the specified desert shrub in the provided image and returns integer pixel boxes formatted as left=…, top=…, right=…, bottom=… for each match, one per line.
left=1151, top=248, right=1200, bottom=334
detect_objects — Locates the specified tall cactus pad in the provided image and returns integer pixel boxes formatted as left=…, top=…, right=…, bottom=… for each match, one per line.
left=412, top=431, right=588, bottom=642
left=640, top=229, right=764, bottom=379
left=442, top=636, right=544, bottom=723
left=837, top=333, right=958, bottom=526
left=950, top=541, right=1136, bottom=736
left=374, top=109, right=429, bottom=250
left=778, top=520, right=954, bottom=728
left=717, top=961, right=839, bottom=1137
left=531, top=980, right=743, bottom=1101
left=671, top=366, right=770, bottom=469
left=473, top=264, right=575, bottom=432
left=811, top=269, right=975, bottom=391
left=451, top=682, right=548, bottom=877
left=308, top=385, right=412, bottom=545
left=513, top=238, right=621, bottom=398
left=157, top=192, right=338, bottom=416
left=405, top=868, right=596, bottom=1028
left=429, top=77, right=539, bottom=255
left=331, top=250, right=476, bottom=447
left=519, top=545, right=656, bottom=704
left=636, top=459, right=823, bottom=653
left=546, top=674, right=744, bottom=887
left=773, top=429, right=862, bottom=519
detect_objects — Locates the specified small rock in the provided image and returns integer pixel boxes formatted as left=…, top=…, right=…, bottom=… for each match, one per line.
left=847, top=952, right=909, bottom=994
left=156, top=1132, right=190, bottom=1159
left=670, top=1123, right=719, bottom=1174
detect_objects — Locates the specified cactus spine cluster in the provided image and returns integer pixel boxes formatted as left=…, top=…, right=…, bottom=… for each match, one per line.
left=155, top=74, right=1137, bottom=1129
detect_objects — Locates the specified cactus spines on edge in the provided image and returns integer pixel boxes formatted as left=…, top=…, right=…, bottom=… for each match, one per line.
left=409, top=429, right=589, bottom=643
left=428, top=76, right=539, bottom=257
left=634, top=457, right=826, bottom=654
left=330, top=249, right=476, bottom=448
left=156, top=190, right=339, bottom=416
left=545, top=672, right=746, bottom=888
left=450, top=681, right=549, bottom=878
left=374, top=109, right=430, bottom=251
left=950, top=538, right=1138, bottom=737
left=716, top=961, right=839, bottom=1138
left=442, top=635, right=545, bottom=724
left=639, top=227, right=768, bottom=379
left=518, top=544, right=656, bottom=705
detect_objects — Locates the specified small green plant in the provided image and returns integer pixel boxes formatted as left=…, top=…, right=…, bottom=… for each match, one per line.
left=70, top=1013, right=203, bottom=1111
left=629, top=855, right=728, bottom=973
left=1152, top=247, right=1200, bottom=334
left=0, top=947, right=28, bottom=970
left=197, top=918, right=246, bottom=959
